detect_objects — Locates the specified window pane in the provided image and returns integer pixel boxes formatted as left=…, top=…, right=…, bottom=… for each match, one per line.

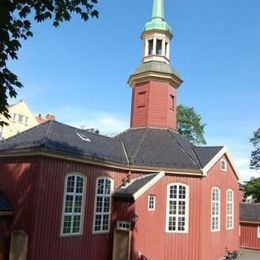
left=65, top=195, right=73, bottom=213
left=148, top=39, right=153, bottom=55
left=67, top=176, right=75, bottom=193
left=156, top=39, right=162, bottom=55
left=76, top=177, right=83, bottom=193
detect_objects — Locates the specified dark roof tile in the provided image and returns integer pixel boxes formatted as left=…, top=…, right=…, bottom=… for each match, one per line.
left=240, top=203, right=260, bottom=222
left=113, top=174, right=158, bottom=200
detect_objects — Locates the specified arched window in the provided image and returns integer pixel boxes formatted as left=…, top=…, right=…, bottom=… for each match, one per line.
left=61, top=173, right=86, bottom=235
left=93, top=177, right=114, bottom=233
left=226, top=189, right=234, bottom=229
left=166, top=183, right=189, bottom=233
left=211, top=187, right=220, bottom=232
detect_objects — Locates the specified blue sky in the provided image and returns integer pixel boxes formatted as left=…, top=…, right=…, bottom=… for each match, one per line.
left=9, top=0, right=259, bottom=181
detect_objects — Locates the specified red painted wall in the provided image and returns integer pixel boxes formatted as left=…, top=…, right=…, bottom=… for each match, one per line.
left=129, top=175, right=203, bottom=260
left=0, top=156, right=128, bottom=260
left=131, top=80, right=177, bottom=130
left=0, top=155, right=240, bottom=260
left=240, top=223, right=260, bottom=250
left=201, top=155, right=240, bottom=260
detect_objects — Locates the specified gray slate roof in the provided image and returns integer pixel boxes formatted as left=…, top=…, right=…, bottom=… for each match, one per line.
left=113, top=174, right=158, bottom=200
left=0, top=121, right=127, bottom=164
left=240, top=203, right=260, bottom=222
left=0, top=121, right=223, bottom=172
left=0, top=191, right=14, bottom=214
left=116, top=128, right=222, bottom=171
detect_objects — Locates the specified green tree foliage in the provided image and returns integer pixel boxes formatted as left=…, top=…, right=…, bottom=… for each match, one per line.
left=243, top=177, right=260, bottom=202
left=177, top=105, right=206, bottom=145
left=0, top=0, right=99, bottom=125
left=250, top=128, right=260, bottom=170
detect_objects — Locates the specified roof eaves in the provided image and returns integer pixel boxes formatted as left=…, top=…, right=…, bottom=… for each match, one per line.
left=132, top=171, right=165, bottom=200
left=202, top=146, right=240, bottom=180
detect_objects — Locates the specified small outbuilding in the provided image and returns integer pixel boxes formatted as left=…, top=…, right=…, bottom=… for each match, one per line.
left=240, top=203, right=260, bottom=250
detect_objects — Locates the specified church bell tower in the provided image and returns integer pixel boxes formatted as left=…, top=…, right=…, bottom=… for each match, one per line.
left=128, top=0, right=182, bottom=130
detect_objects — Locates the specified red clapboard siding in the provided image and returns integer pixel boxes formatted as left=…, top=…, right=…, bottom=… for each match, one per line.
left=201, top=155, right=240, bottom=260
left=0, top=156, right=128, bottom=260
left=131, top=80, right=177, bottom=130
left=240, top=223, right=260, bottom=250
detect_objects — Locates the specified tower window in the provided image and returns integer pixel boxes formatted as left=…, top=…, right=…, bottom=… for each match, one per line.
left=148, top=39, right=153, bottom=55
left=156, top=39, right=163, bottom=55
left=170, top=95, right=175, bottom=110
left=137, top=91, right=146, bottom=107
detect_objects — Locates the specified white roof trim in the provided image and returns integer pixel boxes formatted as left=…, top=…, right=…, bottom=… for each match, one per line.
left=133, top=171, right=165, bottom=201
left=202, top=147, right=240, bottom=180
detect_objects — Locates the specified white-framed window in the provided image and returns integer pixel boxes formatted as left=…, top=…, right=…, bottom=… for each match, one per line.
left=257, top=226, right=260, bottom=238
left=148, top=195, right=156, bottom=211
left=211, top=187, right=220, bottom=232
left=166, top=183, right=189, bottom=233
left=226, top=189, right=234, bottom=230
left=117, top=221, right=131, bottom=231
left=61, top=173, right=86, bottom=236
left=220, top=159, right=227, bottom=172
left=93, top=177, right=114, bottom=233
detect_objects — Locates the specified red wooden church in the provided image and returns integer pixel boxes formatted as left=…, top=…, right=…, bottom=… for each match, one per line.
left=0, top=1, right=240, bottom=259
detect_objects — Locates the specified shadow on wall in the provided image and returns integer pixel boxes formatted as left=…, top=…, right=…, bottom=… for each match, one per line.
left=0, top=158, right=36, bottom=259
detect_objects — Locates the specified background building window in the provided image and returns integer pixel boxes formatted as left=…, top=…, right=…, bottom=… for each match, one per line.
left=166, top=183, right=189, bottom=233
left=148, top=195, right=156, bottom=211
left=211, top=187, right=220, bottom=231
left=93, top=177, right=114, bottom=233
left=226, top=189, right=234, bottom=229
left=61, top=174, right=86, bottom=235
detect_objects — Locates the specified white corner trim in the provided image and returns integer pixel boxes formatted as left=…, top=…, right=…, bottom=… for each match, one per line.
left=132, top=171, right=165, bottom=201
left=202, top=147, right=240, bottom=180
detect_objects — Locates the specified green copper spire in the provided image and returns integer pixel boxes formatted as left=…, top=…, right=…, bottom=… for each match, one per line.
left=145, top=0, right=171, bottom=32
left=152, top=0, right=165, bottom=19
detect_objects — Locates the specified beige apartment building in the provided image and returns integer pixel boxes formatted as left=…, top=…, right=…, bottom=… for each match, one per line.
left=0, top=100, right=39, bottom=140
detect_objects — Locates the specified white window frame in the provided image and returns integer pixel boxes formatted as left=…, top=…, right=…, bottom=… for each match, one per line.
left=211, top=187, right=221, bottom=232
left=166, top=183, right=189, bottom=233
left=257, top=226, right=260, bottom=239
left=220, top=159, right=227, bottom=172
left=226, top=189, right=234, bottom=230
left=117, top=221, right=131, bottom=231
left=148, top=195, right=156, bottom=211
left=60, top=172, right=87, bottom=236
left=92, top=176, right=114, bottom=234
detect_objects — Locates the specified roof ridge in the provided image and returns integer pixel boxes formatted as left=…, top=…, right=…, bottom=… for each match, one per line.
left=191, top=146, right=203, bottom=168
left=167, top=130, right=200, bottom=168
left=121, top=141, right=130, bottom=165
left=129, top=128, right=149, bottom=164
